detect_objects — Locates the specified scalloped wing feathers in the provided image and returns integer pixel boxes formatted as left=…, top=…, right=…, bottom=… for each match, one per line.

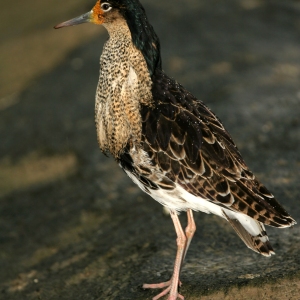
left=135, top=70, right=295, bottom=228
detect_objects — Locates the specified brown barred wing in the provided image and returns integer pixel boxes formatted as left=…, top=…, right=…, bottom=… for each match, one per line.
left=140, top=69, right=295, bottom=228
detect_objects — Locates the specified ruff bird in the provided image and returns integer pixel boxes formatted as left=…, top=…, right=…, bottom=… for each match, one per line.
left=55, top=1, right=296, bottom=299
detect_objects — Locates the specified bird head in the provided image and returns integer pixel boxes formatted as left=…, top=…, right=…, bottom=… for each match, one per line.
left=54, top=1, right=117, bottom=28
left=54, top=0, right=161, bottom=76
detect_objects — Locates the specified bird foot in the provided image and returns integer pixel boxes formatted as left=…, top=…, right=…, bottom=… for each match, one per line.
left=143, top=279, right=184, bottom=300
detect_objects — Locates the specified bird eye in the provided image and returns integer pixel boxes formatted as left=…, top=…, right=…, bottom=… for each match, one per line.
left=101, top=2, right=112, bottom=12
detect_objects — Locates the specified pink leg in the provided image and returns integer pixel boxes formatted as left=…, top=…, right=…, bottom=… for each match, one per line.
left=143, top=209, right=196, bottom=300
left=183, top=209, right=196, bottom=261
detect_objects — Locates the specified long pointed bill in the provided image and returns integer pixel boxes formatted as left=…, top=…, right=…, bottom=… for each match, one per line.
left=54, top=11, right=93, bottom=29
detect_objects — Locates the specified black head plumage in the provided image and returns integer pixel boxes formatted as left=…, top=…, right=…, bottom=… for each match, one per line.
left=108, top=0, right=162, bottom=76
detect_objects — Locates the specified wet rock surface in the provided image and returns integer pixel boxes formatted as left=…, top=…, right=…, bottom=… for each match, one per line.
left=0, top=0, right=300, bottom=299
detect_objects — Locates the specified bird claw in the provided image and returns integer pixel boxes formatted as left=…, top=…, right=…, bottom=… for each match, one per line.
left=143, top=279, right=184, bottom=300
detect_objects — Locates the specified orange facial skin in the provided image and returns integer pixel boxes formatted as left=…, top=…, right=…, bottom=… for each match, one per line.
left=92, top=1, right=105, bottom=25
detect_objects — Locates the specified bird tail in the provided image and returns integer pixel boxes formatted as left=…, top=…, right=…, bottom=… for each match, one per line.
left=223, top=210, right=275, bottom=256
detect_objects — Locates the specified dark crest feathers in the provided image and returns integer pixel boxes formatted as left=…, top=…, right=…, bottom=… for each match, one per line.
left=108, top=0, right=162, bottom=75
